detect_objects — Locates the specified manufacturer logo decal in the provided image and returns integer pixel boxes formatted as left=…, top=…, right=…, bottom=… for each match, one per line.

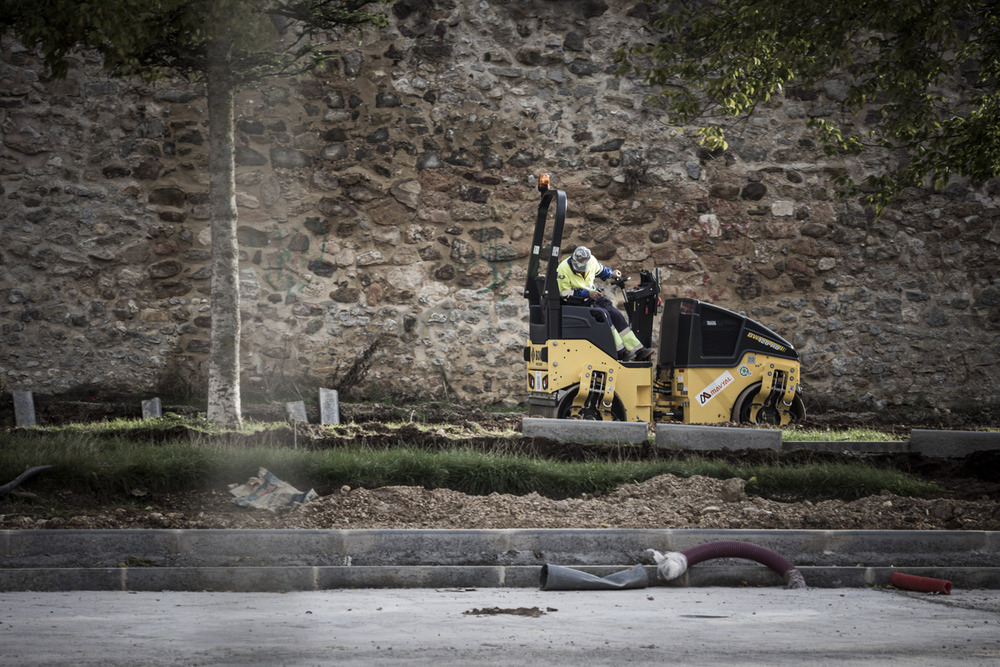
left=746, top=331, right=786, bottom=352
left=697, top=370, right=735, bottom=407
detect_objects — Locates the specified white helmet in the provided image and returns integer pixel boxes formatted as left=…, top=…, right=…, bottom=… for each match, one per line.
left=570, top=246, right=591, bottom=273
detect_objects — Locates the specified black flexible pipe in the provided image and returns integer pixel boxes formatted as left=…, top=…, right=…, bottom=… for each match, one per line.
left=0, top=465, right=52, bottom=496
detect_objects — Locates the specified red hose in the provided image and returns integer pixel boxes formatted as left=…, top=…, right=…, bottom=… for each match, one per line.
left=682, top=540, right=806, bottom=589
left=890, top=572, right=952, bottom=595
left=684, top=540, right=794, bottom=573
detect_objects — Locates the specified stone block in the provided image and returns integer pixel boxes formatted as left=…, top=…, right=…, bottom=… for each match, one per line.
left=319, top=388, right=340, bottom=425
left=13, top=390, right=36, bottom=427
left=141, top=398, right=162, bottom=419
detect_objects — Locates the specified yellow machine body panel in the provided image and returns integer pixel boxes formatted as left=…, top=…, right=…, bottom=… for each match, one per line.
left=526, top=339, right=654, bottom=422
left=655, top=352, right=800, bottom=425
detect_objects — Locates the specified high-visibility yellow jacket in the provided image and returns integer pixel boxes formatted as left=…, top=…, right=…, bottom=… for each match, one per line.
left=556, top=255, right=613, bottom=299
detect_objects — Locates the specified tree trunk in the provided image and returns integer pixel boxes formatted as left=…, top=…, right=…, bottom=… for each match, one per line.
left=205, top=38, right=243, bottom=429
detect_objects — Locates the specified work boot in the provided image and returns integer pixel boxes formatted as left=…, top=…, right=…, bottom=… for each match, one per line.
left=625, top=346, right=653, bottom=361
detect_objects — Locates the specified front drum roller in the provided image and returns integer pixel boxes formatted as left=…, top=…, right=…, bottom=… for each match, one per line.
left=731, top=381, right=805, bottom=426
left=557, top=384, right=627, bottom=421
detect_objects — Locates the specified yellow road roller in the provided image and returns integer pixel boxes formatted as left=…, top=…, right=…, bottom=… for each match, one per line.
left=523, top=175, right=805, bottom=425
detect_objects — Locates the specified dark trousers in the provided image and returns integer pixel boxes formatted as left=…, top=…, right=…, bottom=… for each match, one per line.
left=593, top=295, right=629, bottom=333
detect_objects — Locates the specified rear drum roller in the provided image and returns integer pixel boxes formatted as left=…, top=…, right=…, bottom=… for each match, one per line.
left=731, top=381, right=805, bottom=425
left=557, top=385, right=626, bottom=421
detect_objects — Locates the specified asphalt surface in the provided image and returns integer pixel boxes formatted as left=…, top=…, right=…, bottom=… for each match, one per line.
left=3, top=587, right=999, bottom=665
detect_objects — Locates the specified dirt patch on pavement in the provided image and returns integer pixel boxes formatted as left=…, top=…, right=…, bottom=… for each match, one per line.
left=464, top=607, right=552, bottom=617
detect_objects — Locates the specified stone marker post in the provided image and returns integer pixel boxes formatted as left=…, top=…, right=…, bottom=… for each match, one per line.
left=13, top=390, right=36, bottom=427
left=142, top=398, right=162, bottom=419
left=320, top=388, right=340, bottom=425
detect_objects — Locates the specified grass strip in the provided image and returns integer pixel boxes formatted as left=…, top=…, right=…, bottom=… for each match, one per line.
left=0, top=431, right=940, bottom=502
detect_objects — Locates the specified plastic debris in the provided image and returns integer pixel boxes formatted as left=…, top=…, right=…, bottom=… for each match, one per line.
left=540, top=564, right=649, bottom=590
left=228, top=468, right=318, bottom=510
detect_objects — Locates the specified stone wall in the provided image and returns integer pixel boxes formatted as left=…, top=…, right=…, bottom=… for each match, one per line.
left=2, top=0, right=1000, bottom=412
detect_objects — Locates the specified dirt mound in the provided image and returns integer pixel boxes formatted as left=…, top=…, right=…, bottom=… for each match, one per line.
left=3, top=472, right=997, bottom=532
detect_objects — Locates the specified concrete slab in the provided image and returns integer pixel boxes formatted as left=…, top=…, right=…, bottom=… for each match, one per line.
left=910, top=429, right=1000, bottom=457
left=521, top=417, right=648, bottom=444
left=4, top=588, right=1000, bottom=665
left=655, top=423, right=781, bottom=450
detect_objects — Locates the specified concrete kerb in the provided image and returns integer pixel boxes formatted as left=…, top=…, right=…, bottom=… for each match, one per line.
left=522, top=418, right=1000, bottom=457
left=655, top=423, right=781, bottom=450
left=6, top=528, right=998, bottom=569
left=910, top=429, right=1000, bottom=457
left=521, top=417, right=649, bottom=444
left=2, top=529, right=999, bottom=591
left=5, top=564, right=998, bottom=592
left=520, top=418, right=782, bottom=449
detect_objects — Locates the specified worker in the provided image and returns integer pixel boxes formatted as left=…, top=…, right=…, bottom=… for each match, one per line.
left=556, top=245, right=653, bottom=361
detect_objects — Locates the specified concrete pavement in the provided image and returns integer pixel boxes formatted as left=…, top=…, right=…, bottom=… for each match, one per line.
left=5, top=527, right=999, bottom=664
left=3, top=587, right=999, bottom=665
